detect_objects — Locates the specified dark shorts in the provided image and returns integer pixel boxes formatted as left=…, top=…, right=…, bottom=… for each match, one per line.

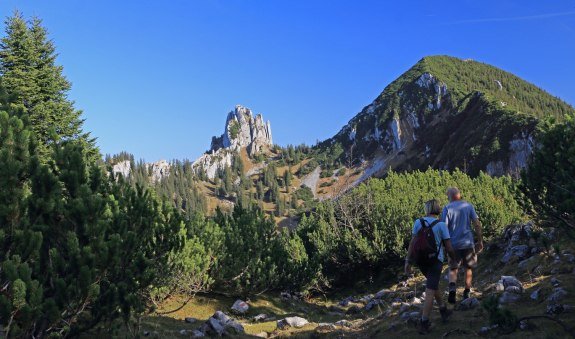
left=418, top=260, right=443, bottom=290
left=449, top=248, right=477, bottom=269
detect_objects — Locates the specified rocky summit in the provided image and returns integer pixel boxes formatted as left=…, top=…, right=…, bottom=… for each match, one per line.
left=322, top=56, right=573, bottom=179
left=210, top=105, right=273, bottom=156
left=193, top=105, right=273, bottom=179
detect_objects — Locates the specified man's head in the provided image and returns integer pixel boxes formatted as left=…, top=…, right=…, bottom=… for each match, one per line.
left=447, top=187, right=461, bottom=202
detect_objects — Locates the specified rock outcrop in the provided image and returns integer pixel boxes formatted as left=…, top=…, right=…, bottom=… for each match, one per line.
left=210, top=105, right=273, bottom=156
left=193, top=105, right=273, bottom=179
left=111, top=159, right=170, bottom=183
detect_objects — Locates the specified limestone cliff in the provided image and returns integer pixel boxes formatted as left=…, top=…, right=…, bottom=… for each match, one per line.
left=193, top=105, right=273, bottom=179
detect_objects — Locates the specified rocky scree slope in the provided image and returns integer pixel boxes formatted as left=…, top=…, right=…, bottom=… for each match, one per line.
left=321, top=55, right=574, bottom=178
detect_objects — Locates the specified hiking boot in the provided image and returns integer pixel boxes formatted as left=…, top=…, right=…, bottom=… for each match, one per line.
left=463, top=288, right=470, bottom=300
left=448, top=290, right=456, bottom=304
left=439, top=306, right=452, bottom=323
left=417, top=319, right=431, bottom=334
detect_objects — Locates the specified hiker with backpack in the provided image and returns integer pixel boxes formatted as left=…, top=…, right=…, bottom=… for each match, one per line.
left=405, top=199, right=456, bottom=334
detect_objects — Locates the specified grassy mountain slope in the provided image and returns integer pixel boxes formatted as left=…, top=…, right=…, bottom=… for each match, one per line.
left=318, top=55, right=574, bottom=178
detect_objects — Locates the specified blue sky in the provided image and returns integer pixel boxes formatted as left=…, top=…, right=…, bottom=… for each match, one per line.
left=1, top=1, right=574, bottom=161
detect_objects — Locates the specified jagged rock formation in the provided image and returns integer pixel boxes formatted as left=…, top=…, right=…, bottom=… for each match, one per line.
left=111, top=159, right=170, bottom=183
left=210, top=105, right=273, bottom=156
left=194, top=105, right=273, bottom=179
left=323, top=55, right=574, bottom=180
left=112, top=160, right=131, bottom=178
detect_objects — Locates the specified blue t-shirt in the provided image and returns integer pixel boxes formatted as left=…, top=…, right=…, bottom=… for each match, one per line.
left=441, top=200, right=479, bottom=250
left=412, top=216, right=450, bottom=262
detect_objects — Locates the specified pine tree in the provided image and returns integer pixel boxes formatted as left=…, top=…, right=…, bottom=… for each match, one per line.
left=0, top=12, right=97, bottom=160
left=283, top=168, right=292, bottom=193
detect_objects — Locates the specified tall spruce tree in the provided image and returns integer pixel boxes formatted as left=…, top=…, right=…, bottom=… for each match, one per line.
left=0, top=12, right=97, bottom=160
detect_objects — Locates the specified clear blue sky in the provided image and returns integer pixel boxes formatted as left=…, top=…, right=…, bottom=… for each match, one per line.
left=1, top=1, right=574, bottom=161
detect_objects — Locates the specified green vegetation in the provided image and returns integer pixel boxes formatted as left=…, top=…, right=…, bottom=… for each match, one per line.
left=297, top=169, right=523, bottom=288
left=228, top=120, right=240, bottom=140
left=521, top=113, right=575, bottom=232
left=0, top=112, right=183, bottom=336
left=423, top=56, right=573, bottom=120
left=0, top=12, right=97, bottom=161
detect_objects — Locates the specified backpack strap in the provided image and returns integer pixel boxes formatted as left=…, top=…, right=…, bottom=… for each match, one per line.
left=420, top=218, right=428, bottom=228
left=427, top=219, right=442, bottom=257
left=429, top=220, right=440, bottom=228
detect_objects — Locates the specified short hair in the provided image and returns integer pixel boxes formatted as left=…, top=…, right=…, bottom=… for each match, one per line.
left=424, top=199, right=442, bottom=215
left=446, top=187, right=461, bottom=201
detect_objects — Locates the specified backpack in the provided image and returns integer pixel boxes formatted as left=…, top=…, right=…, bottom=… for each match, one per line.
left=411, top=218, right=441, bottom=266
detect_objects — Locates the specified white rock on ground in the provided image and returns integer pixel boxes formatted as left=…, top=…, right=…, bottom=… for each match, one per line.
left=277, top=316, right=309, bottom=329
left=231, top=299, right=249, bottom=314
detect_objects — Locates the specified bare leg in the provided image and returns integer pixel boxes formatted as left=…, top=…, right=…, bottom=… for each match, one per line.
left=449, top=268, right=458, bottom=284
left=465, top=268, right=473, bottom=289
left=434, top=288, right=443, bottom=307
left=422, top=288, right=436, bottom=319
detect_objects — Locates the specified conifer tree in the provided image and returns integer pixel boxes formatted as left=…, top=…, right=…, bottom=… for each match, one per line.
left=0, top=12, right=97, bottom=161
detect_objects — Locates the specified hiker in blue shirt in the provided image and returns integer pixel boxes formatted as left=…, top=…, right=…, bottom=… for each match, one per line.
left=405, top=199, right=456, bottom=334
left=441, top=187, right=483, bottom=304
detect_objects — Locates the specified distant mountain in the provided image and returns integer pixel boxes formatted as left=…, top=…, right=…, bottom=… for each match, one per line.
left=108, top=55, right=575, bottom=217
left=321, top=55, right=574, bottom=177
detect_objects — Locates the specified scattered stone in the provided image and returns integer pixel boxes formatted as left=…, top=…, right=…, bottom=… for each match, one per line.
left=547, top=287, right=568, bottom=303
left=224, top=321, right=244, bottom=334
left=459, top=297, right=480, bottom=310
left=185, top=317, right=198, bottom=324
left=375, top=289, right=390, bottom=299
left=179, top=329, right=189, bottom=336
left=412, top=297, right=423, bottom=305
left=400, top=311, right=420, bottom=321
left=546, top=304, right=565, bottom=315
left=501, top=245, right=530, bottom=263
left=254, top=332, right=268, bottom=338
left=499, top=291, right=521, bottom=304
left=530, top=288, right=541, bottom=301
left=231, top=299, right=249, bottom=314
left=207, top=317, right=225, bottom=336
left=191, top=330, right=205, bottom=337
left=277, top=316, right=309, bottom=329
left=316, top=323, right=336, bottom=331
left=563, top=254, right=575, bottom=263
left=213, top=311, right=231, bottom=324
left=501, top=276, right=523, bottom=289
left=551, top=277, right=561, bottom=287
left=143, top=331, right=150, bottom=337
left=505, top=286, right=523, bottom=294
left=495, top=282, right=505, bottom=292
left=359, top=294, right=374, bottom=304
left=339, top=296, right=353, bottom=306
left=253, top=314, right=268, bottom=322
